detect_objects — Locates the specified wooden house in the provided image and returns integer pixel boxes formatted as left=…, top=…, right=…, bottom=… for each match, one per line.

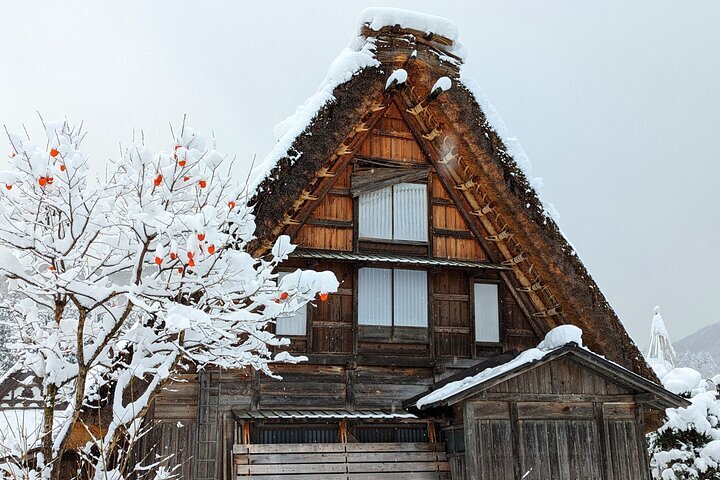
left=136, top=9, right=687, bottom=480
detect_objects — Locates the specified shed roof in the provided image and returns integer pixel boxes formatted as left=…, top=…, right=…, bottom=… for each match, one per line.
left=404, top=343, right=689, bottom=412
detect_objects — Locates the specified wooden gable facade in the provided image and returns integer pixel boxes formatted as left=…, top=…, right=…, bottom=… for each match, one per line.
left=275, top=97, right=541, bottom=362
left=135, top=11, right=686, bottom=480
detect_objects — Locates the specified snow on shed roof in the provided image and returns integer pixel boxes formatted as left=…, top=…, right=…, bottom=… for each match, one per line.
left=412, top=325, right=583, bottom=409
left=406, top=325, right=688, bottom=411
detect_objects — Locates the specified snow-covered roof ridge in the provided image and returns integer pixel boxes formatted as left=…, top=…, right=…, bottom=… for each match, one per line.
left=248, top=32, right=380, bottom=195
left=356, top=7, right=460, bottom=42
left=250, top=8, right=469, bottom=195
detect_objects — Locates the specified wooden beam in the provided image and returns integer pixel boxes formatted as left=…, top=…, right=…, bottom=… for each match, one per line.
left=392, top=93, right=549, bottom=338
left=282, top=102, right=390, bottom=241
left=432, top=228, right=475, bottom=239
left=305, top=218, right=353, bottom=229
left=463, top=401, right=479, bottom=480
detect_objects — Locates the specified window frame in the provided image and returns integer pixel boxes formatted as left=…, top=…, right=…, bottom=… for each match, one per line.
left=275, top=270, right=310, bottom=337
left=471, top=280, right=503, bottom=346
left=357, top=182, right=429, bottom=244
left=356, top=266, right=430, bottom=342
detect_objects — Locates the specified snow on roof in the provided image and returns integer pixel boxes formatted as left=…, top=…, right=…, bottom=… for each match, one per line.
left=249, top=7, right=562, bottom=227
left=356, top=7, right=459, bottom=42
left=248, top=27, right=381, bottom=195
left=415, top=325, right=583, bottom=409
left=249, top=8, right=464, bottom=195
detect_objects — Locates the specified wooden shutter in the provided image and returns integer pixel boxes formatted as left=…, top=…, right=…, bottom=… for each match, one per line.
left=358, top=268, right=392, bottom=326
left=393, top=183, right=427, bottom=241
left=474, top=283, right=500, bottom=342
left=393, top=269, right=428, bottom=327
left=358, top=187, right=392, bottom=239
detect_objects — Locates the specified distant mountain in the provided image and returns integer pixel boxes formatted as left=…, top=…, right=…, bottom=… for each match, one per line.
left=674, top=321, right=720, bottom=377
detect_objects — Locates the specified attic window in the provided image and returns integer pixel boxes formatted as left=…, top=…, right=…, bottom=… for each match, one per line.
left=358, top=183, right=427, bottom=242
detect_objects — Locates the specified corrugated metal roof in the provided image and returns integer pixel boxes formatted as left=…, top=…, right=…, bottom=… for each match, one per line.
left=291, top=249, right=507, bottom=270
left=233, top=409, right=418, bottom=420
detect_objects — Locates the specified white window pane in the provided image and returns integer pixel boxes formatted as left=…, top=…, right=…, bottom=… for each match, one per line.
left=474, top=283, right=500, bottom=342
left=393, top=269, right=428, bottom=327
left=276, top=272, right=307, bottom=336
left=359, top=187, right=392, bottom=239
left=358, top=268, right=392, bottom=326
left=393, top=183, right=427, bottom=241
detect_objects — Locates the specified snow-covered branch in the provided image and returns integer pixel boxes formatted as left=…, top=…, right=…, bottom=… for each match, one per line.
left=0, top=119, right=338, bottom=479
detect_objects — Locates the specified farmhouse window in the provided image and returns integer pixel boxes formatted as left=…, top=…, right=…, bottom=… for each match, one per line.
left=275, top=272, right=308, bottom=336
left=474, top=283, right=500, bottom=342
left=358, top=183, right=427, bottom=241
left=358, top=268, right=428, bottom=328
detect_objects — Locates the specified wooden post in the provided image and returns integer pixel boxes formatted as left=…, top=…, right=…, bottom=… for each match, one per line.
left=594, top=402, right=610, bottom=479
left=635, top=405, right=652, bottom=480
left=339, top=421, right=348, bottom=443
left=250, top=370, right=260, bottom=411
left=463, top=401, right=479, bottom=480
left=427, top=420, right=437, bottom=444
left=509, top=401, right=522, bottom=480
left=242, top=422, right=251, bottom=445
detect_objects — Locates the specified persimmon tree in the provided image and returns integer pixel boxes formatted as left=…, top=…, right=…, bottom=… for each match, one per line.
left=0, top=119, right=337, bottom=479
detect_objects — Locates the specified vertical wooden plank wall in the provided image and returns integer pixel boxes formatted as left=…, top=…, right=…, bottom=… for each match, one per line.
left=462, top=360, right=653, bottom=480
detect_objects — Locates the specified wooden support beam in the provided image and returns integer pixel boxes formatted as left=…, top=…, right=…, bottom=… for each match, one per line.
left=281, top=100, right=390, bottom=242
left=392, top=93, right=549, bottom=338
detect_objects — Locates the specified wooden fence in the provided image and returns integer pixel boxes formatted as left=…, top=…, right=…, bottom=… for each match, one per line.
left=233, top=442, right=450, bottom=480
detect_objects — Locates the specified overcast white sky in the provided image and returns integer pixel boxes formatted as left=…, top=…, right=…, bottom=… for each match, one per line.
left=1, top=0, right=718, bottom=347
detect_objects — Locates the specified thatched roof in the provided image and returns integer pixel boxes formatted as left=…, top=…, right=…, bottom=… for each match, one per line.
left=249, top=8, right=657, bottom=384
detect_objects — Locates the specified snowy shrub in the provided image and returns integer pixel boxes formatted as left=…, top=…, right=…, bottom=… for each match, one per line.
left=0, top=118, right=338, bottom=479
left=649, top=369, right=720, bottom=479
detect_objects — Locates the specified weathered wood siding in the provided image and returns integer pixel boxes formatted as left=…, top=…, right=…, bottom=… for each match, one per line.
left=295, top=167, right=353, bottom=251
left=430, top=175, right=486, bottom=261
left=309, top=262, right=355, bottom=354
left=356, top=103, right=426, bottom=164
left=462, top=359, right=652, bottom=480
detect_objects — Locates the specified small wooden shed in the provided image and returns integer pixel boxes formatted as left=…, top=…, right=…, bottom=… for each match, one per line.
left=405, top=343, right=688, bottom=480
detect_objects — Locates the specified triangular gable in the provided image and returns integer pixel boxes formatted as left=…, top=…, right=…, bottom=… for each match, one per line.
left=404, top=344, right=687, bottom=412
left=248, top=14, right=655, bottom=382
left=290, top=101, right=490, bottom=261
